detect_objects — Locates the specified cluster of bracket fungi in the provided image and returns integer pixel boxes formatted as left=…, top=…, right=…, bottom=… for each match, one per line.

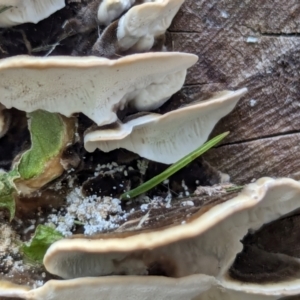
left=0, top=1, right=300, bottom=300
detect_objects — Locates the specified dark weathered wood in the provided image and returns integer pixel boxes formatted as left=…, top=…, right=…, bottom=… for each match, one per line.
left=165, top=0, right=300, bottom=183
left=179, top=81, right=300, bottom=144
left=170, top=1, right=300, bottom=34
left=203, top=133, right=300, bottom=184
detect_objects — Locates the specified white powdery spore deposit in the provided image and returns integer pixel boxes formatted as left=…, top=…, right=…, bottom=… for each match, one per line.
left=47, top=188, right=129, bottom=236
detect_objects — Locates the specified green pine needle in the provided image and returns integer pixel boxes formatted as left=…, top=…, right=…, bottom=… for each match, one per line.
left=225, top=185, right=244, bottom=192
left=120, top=132, right=229, bottom=200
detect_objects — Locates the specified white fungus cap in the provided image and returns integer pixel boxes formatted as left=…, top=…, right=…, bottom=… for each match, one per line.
left=0, top=275, right=214, bottom=300
left=0, top=0, right=65, bottom=27
left=41, top=177, right=300, bottom=298
left=117, top=0, right=184, bottom=51
left=84, top=88, right=248, bottom=164
left=44, top=177, right=300, bottom=287
left=0, top=52, right=198, bottom=126
left=1, top=178, right=300, bottom=299
left=97, top=0, right=135, bottom=26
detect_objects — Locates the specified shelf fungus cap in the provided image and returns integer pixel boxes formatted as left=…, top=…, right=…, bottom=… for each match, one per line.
left=94, top=0, right=184, bottom=55
left=44, top=177, right=300, bottom=292
left=97, top=0, right=135, bottom=26
left=117, top=0, right=184, bottom=51
left=0, top=280, right=30, bottom=299
left=197, top=284, right=296, bottom=300
left=25, top=275, right=216, bottom=300
left=0, top=0, right=65, bottom=27
left=0, top=52, right=197, bottom=126
left=84, top=88, right=247, bottom=164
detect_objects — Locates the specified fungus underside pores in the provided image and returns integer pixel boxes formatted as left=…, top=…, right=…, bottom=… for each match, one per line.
left=0, top=1, right=291, bottom=300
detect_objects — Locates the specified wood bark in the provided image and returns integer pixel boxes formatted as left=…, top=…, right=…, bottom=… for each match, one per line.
left=167, top=0, right=300, bottom=184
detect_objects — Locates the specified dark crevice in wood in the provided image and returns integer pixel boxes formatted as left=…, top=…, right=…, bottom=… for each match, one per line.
left=183, top=83, right=222, bottom=87
left=168, top=30, right=205, bottom=34
left=241, top=24, right=300, bottom=37
left=216, top=130, right=300, bottom=147
left=260, top=33, right=300, bottom=37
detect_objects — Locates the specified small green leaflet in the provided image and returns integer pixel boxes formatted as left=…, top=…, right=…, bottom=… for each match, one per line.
left=21, top=225, right=63, bottom=264
left=17, top=110, right=65, bottom=180
left=120, top=132, right=229, bottom=200
left=0, top=6, right=12, bottom=15
left=0, top=169, right=19, bottom=220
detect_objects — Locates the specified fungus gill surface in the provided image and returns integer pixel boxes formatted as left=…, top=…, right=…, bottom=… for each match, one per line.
left=92, top=0, right=184, bottom=56
left=84, top=88, right=247, bottom=163
left=0, top=0, right=65, bottom=27
left=0, top=52, right=197, bottom=125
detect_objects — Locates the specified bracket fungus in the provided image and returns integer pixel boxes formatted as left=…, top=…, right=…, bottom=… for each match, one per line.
left=43, top=177, right=300, bottom=300
left=97, top=0, right=136, bottom=26
left=0, top=103, right=10, bottom=138
left=0, top=52, right=197, bottom=126
left=0, top=1, right=297, bottom=299
left=92, top=0, right=184, bottom=56
left=84, top=88, right=247, bottom=164
left=0, top=0, right=65, bottom=27
left=0, top=275, right=216, bottom=300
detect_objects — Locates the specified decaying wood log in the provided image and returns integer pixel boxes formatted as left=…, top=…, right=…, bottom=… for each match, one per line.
left=0, top=0, right=298, bottom=186
left=167, top=0, right=300, bottom=184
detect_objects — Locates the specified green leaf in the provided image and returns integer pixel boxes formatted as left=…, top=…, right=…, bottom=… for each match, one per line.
left=0, top=169, right=19, bottom=220
left=0, top=6, right=12, bottom=15
left=17, top=110, right=66, bottom=180
left=0, top=111, right=74, bottom=219
left=120, top=132, right=230, bottom=200
left=21, top=225, right=63, bottom=264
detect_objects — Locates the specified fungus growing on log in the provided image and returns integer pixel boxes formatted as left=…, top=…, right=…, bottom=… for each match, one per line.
left=117, top=0, right=184, bottom=50
left=0, top=275, right=216, bottom=300
left=43, top=177, right=300, bottom=294
left=0, top=0, right=65, bottom=27
left=0, top=52, right=197, bottom=125
left=0, top=0, right=297, bottom=299
left=84, top=88, right=247, bottom=164
left=92, top=0, right=184, bottom=56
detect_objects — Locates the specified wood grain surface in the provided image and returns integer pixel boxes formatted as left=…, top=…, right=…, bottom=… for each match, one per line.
left=168, top=0, right=300, bottom=184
